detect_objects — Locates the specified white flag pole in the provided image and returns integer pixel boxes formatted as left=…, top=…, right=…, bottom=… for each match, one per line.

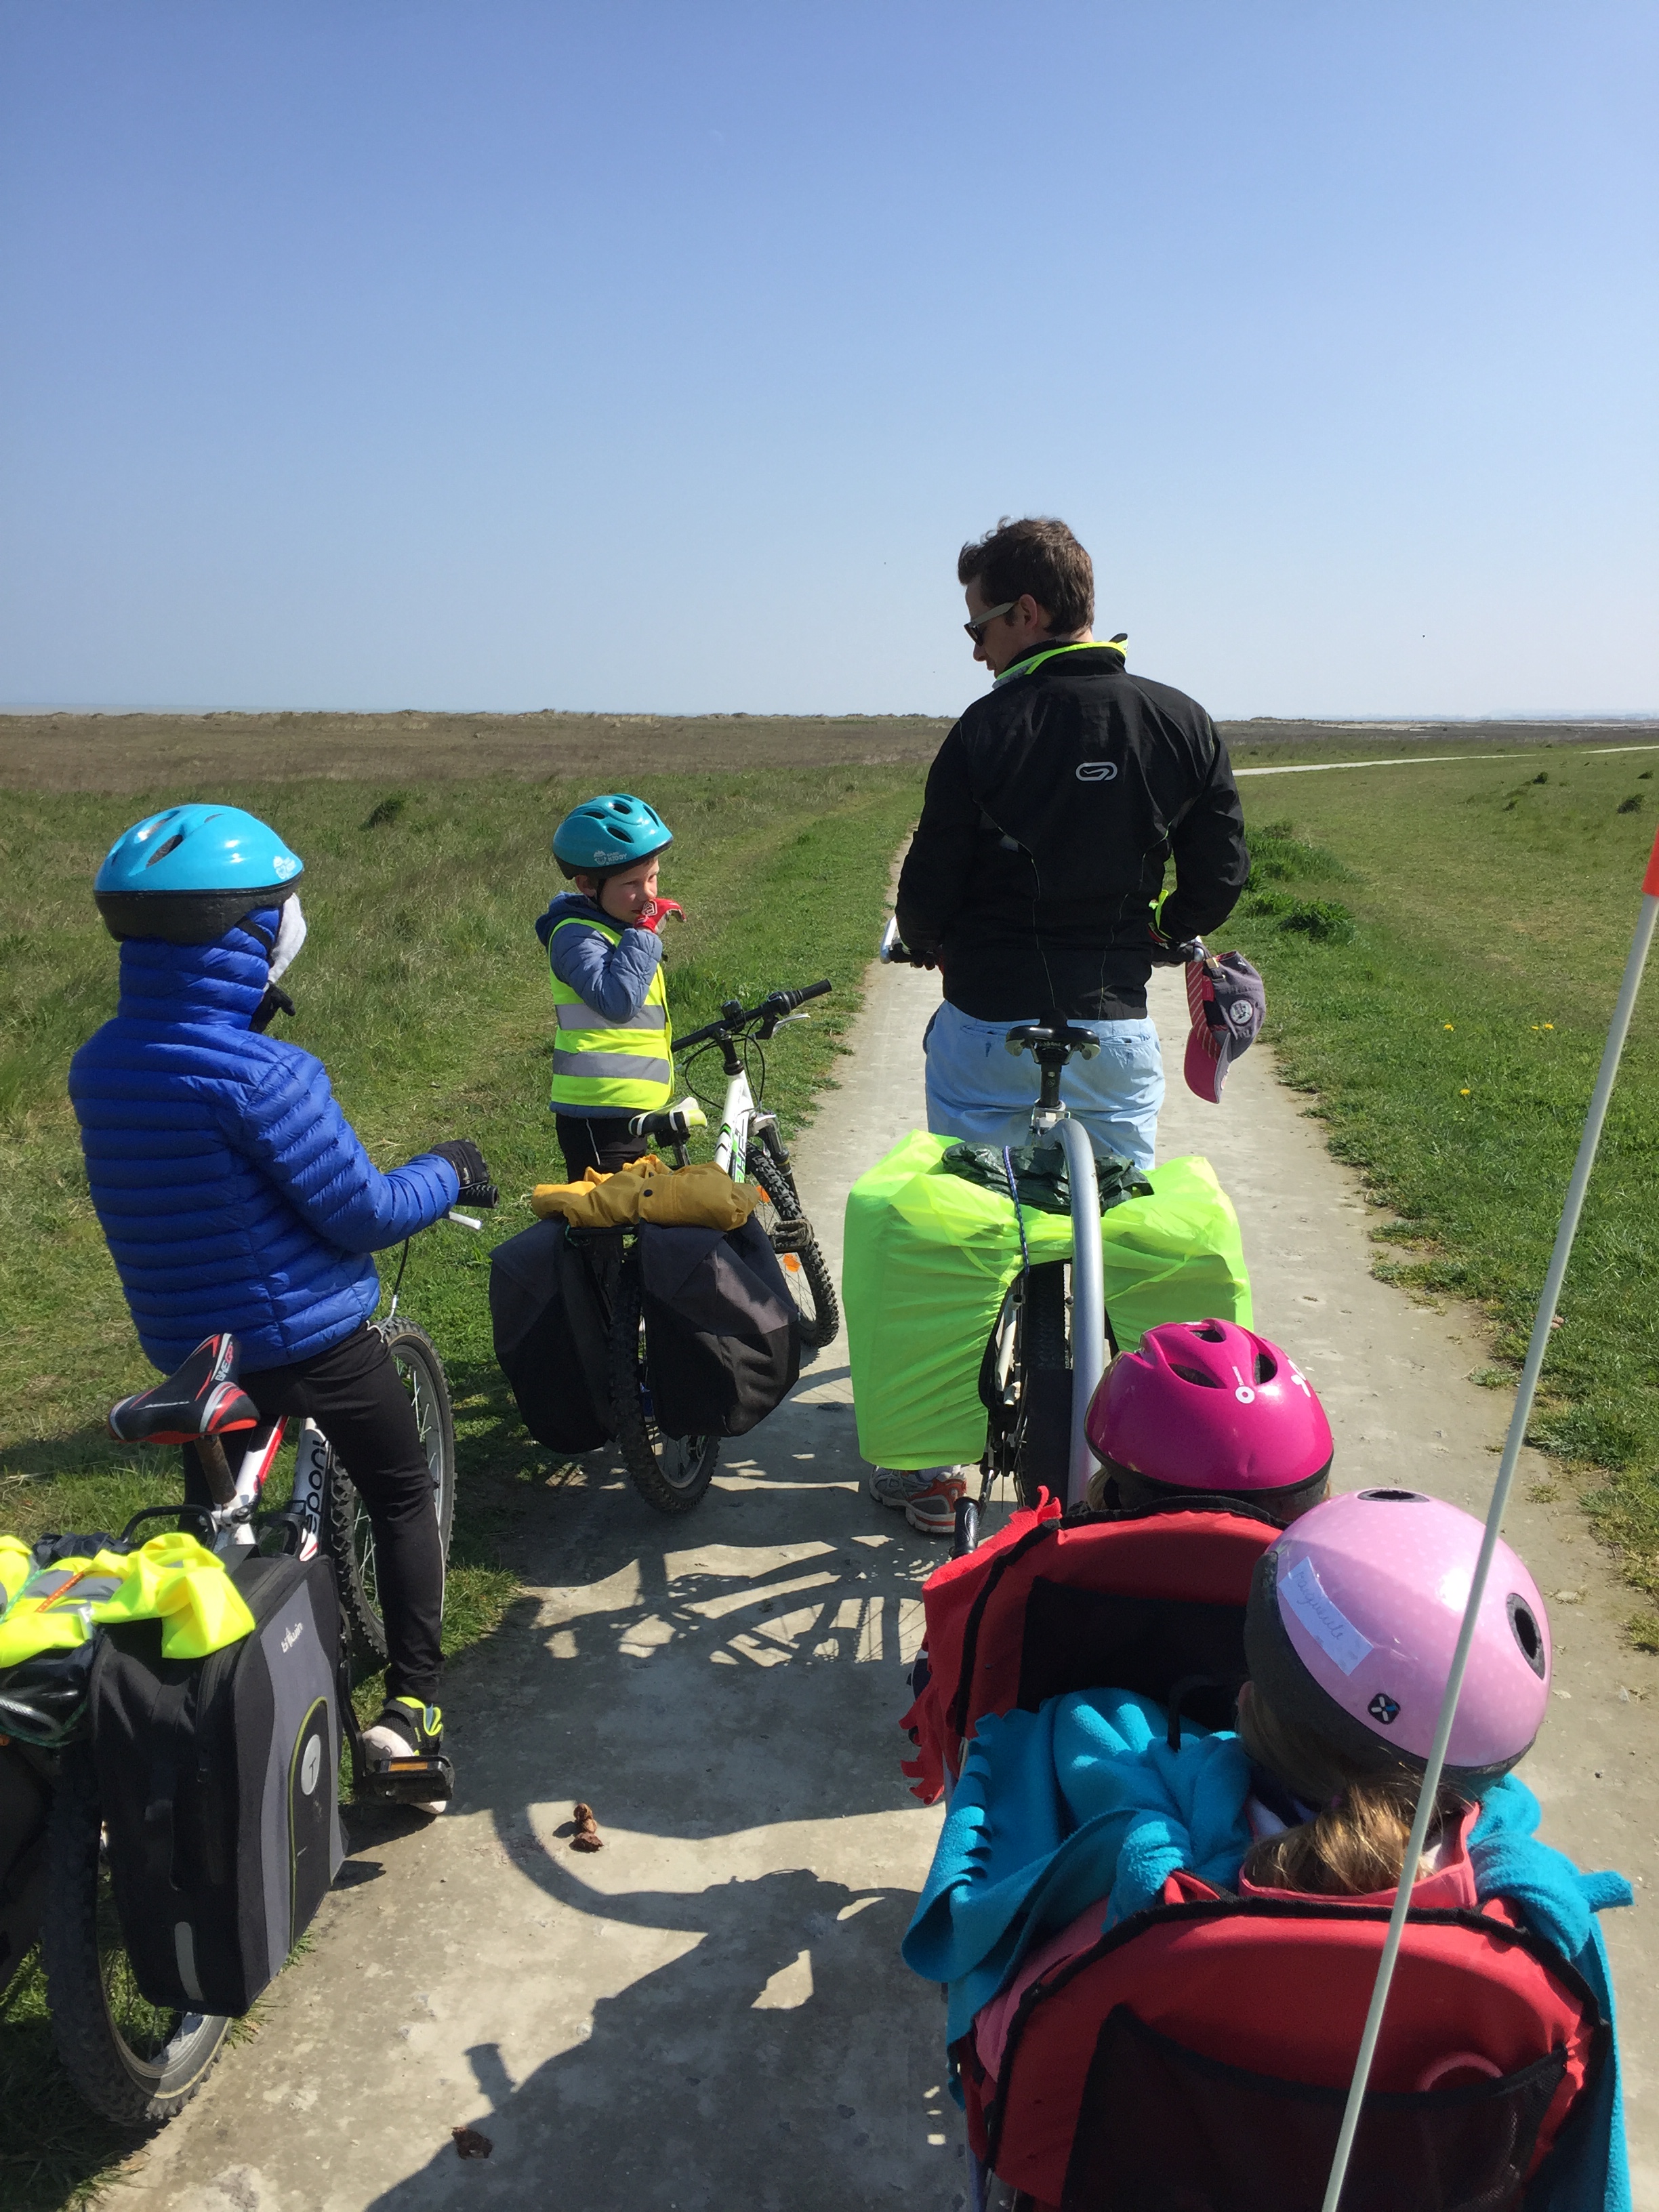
left=1319, top=827, right=1659, bottom=2212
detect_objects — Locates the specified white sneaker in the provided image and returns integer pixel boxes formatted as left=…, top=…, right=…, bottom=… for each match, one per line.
left=867, top=1465, right=971, bottom=1536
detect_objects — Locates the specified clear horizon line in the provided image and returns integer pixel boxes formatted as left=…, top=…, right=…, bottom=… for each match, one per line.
left=1, top=704, right=1657, bottom=725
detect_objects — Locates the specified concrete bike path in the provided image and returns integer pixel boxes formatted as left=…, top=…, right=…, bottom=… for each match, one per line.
left=125, top=954, right=956, bottom=2212
left=125, top=953, right=1658, bottom=2208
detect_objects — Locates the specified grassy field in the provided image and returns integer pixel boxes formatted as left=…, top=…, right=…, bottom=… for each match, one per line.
left=0, top=760, right=924, bottom=2209
left=5, top=713, right=1659, bottom=2205
left=1223, top=739, right=1659, bottom=1635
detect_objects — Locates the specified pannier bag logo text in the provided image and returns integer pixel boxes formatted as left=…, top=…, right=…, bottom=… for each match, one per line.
left=1076, top=762, right=1118, bottom=782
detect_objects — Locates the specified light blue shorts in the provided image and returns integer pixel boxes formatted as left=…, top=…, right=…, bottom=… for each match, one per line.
left=922, top=1001, right=1165, bottom=1171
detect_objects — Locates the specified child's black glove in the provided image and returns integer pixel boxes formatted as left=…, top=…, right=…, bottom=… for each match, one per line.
left=427, top=1139, right=499, bottom=1208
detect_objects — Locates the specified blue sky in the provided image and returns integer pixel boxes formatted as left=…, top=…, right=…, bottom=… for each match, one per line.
left=1, top=1, right=1654, bottom=718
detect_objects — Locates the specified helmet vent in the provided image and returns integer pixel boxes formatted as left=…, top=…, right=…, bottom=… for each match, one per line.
left=1253, top=1350, right=1278, bottom=1385
left=1192, top=1322, right=1227, bottom=1342
left=145, top=834, right=186, bottom=867
left=1170, top=1363, right=1221, bottom=1389
left=1507, top=1593, right=1547, bottom=1677
left=1357, top=1488, right=1429, bottom=1504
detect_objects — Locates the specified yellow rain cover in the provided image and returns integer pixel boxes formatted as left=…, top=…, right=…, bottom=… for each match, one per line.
left=842, top=1132, right=1252, bottom=1471
left=0, top=1530, right=257, bottom=1668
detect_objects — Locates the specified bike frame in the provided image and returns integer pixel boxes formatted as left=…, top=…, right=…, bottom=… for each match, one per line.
left=703, top=1025, right=806, bottom=1181
left=1033, top=1107, right=1107, bottom=1510
left=179, top=1207, right=480, bottom=1559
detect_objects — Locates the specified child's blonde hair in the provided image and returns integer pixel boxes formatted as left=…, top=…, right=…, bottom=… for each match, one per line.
left=1235, top=1685, right=1470, bottom=1898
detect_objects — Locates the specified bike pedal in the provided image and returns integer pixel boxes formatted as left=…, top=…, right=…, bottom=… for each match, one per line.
left=356, top=1752, right=455, bottom=1807
left=767, top=1216, right=811, bottom=1254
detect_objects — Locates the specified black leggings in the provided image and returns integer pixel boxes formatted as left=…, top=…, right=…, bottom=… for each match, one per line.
left=556, top=1111, right=649, bottom=1183
left=185, top=1324, right=444, bottom=1704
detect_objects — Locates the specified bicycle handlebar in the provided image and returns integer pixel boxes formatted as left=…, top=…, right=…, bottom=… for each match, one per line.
left=674, top=979, right=832, bottom=1054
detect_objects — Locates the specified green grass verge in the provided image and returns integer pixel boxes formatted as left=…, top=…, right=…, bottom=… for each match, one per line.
left=1222, top=744, right=1659, bottom=1636
left=0, top=762, right=922, bottom=2208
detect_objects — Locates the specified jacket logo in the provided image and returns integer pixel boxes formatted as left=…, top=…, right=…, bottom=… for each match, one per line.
left=1076, top=761, right=1118, bottom=782
left=281, top=1620, right=305, bottom=1653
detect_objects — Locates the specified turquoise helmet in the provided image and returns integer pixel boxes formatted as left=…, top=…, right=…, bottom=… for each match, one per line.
left=94, top=804, right=305, bottom=943
left=552, top=793, right=672, bottom=881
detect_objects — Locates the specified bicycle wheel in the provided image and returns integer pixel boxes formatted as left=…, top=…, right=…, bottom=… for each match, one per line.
left=609, top=1255, right=720, bottom=1513
left=750, top=1149, right=840, bottom=1349
left=41, top=1744, right=230, bottom=2127
left=1013, top=1261, right=1071, bottom=1511
left=325, top=1317, right=457, bottom=1668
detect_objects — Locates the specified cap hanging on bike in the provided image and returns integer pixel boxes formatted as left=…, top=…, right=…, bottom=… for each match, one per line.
left=1085, top=1319, right=1333, bottom=1520
left=94, top=804, right=305, bottom=944
left=1244, top=1488, right=1551, bottom=1790
left=552, top=793, right=673, bottom=880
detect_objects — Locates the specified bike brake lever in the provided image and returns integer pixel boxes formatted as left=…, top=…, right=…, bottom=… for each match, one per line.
left=446, top=1210, right=483, bottom=1231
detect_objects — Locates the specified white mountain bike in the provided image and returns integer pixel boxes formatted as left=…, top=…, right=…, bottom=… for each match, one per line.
left=596, top=981, right=841, bottom=1512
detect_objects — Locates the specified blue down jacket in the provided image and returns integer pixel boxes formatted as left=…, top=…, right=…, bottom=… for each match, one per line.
left=68, top=920, right=460, bottom=1373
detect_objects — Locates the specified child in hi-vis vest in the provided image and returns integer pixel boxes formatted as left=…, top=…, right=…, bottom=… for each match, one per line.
left=537, top=793, right=680, bottom=1181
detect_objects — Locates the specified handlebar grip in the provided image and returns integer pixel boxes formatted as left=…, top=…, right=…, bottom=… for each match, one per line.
left=790, top=979, right=832, bottom=1008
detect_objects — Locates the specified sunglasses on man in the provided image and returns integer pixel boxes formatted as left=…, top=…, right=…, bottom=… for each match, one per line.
left=963, top=600, right=1016, bottom=644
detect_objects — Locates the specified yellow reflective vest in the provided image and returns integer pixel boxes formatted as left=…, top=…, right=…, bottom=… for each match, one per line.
left=547, top=915, right=673, bottom=1114
left=0, top=1531, right=256, bottom=1668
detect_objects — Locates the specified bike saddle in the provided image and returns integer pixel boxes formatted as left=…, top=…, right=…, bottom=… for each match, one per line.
left=1004, top=1021, right=1101, bottom=1063
left=107, top=1332, right=262, bottom=1448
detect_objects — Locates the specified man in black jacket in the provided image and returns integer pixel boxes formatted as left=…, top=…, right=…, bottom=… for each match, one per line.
left=897, top=515, right=1248, bottom=1171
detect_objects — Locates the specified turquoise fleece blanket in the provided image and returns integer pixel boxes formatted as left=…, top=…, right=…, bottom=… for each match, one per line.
left=901, top=1687, right=1631, bottom=2212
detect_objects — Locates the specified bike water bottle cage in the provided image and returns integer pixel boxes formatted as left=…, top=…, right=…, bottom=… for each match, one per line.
left=107, top=1334, right=262, bottom=1448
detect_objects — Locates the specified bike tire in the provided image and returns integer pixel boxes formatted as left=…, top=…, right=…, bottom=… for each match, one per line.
left=41, top=1744, right=230, bottom=2127
left=1015, top=1261, right=1071, bottom=1512
left=325, top=1316, right=457, bottom=1670
left=609, top=1255, right=720, bottom=1514
left=750, top=1149, right=840, bottom=1350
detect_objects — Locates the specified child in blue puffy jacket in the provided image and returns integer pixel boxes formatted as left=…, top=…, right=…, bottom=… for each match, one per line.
left=70, top=804, right=495, bottom=1807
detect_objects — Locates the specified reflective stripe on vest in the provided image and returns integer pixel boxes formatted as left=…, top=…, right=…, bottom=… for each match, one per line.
left=0, top=1531, right=256, bottom=1668
left=548, top=916, right=674, bottom=1113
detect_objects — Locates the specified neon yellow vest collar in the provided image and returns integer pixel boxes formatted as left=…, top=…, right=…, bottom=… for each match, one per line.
left=994, top=636, right=1128, bottom=687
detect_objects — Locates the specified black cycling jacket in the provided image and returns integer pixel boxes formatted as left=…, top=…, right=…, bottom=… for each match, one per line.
left=895, top=640, right=1248, bottom=1021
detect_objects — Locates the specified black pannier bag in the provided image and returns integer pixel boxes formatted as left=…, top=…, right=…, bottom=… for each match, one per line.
left=0, top=1745, right=49, bottom=2001
left=490, top=1216, right=613, bottom=1453
left=89, top=1553, right=344, bottom=2018
left=637, top=1216, right=800, bottom=1438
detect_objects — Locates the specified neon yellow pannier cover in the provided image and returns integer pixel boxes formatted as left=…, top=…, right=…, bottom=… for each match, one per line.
left=0, top=1530, right=257, bottom=1669
left=843, top=1132, right=1252, bottom=1472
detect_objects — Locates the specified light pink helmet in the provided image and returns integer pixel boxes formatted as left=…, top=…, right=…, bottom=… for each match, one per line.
left=1245, top=1490, right=1551, bottom=1790
left=1086, top=1319, right=1334, bottom=1517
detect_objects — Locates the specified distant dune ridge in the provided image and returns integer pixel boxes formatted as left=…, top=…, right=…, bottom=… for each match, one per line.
left=1, top=708, right=1655, bottom=793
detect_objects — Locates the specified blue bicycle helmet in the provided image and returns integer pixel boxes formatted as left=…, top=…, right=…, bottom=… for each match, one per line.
left=94, top=804, right=305, bottom=943
left=551, top=793, right=673, bottom=880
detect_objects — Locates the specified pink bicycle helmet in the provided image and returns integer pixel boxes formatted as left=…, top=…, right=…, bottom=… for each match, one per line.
left=1086, top=1319, right=1334, bottom=1519
left=1244, top=1490, right=1551, bottom=1791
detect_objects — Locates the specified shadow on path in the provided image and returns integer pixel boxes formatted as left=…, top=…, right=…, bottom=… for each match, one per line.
left=365, top=1859, right=959, bottom=2212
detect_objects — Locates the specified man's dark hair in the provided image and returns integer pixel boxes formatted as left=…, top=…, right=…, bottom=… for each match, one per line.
left=958, top=516, right=1094, bottom=634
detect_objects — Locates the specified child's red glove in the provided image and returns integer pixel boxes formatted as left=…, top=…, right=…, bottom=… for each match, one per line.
left=633, top=899, right=684, bottom=935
